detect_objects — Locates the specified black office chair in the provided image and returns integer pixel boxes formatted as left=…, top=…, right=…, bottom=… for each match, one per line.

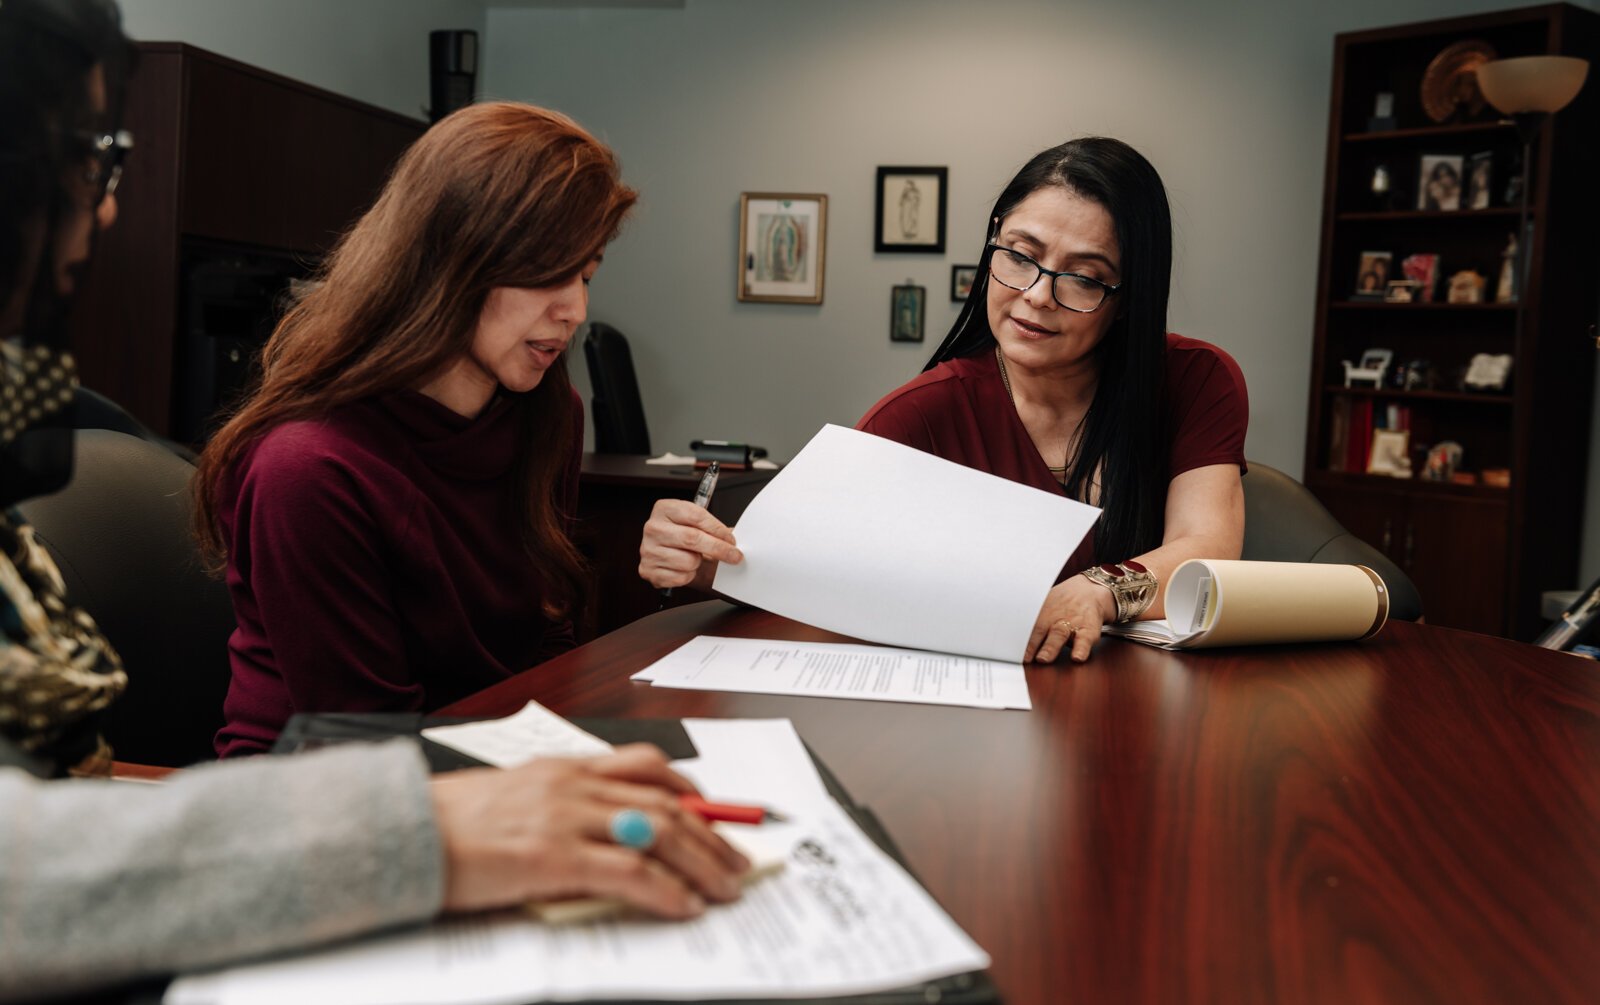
left=583, top=322, right=652, bottom=455
left=16, top=429, right=236, bottom=766
left=1241, top=461, right=1423, bottom=622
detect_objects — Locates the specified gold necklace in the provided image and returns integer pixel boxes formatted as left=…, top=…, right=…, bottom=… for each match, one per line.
left=995, top=345, right=1070, bottom=475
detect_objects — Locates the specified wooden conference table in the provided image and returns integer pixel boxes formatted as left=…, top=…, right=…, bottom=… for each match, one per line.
left=440, top=602, right=1600, bottom=1005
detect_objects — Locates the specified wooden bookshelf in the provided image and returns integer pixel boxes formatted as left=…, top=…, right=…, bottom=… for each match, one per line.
left=1305, top=4, right=1600, bottom=639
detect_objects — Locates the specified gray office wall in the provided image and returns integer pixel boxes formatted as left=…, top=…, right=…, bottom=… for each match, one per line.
left=484, top=0, right=1600, bottom=588
left=107, top=0, right=1600, bottom=589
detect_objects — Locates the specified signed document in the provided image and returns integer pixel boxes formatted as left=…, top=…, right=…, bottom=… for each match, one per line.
left=713, top=424, right=1099, bottom=663
left=165, top=720, right=990, bottom=1005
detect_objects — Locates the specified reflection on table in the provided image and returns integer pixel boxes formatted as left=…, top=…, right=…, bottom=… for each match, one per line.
left=443, top=601, right=1600, bottom=1004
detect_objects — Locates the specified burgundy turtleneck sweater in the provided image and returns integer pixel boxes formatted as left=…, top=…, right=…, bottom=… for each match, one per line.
left=214, top=390, right=581, bottom=757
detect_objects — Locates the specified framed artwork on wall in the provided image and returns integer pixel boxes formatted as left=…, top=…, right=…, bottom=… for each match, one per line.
left=950, top=264, right=978, bottom=301
left=890, top=283, right=925, bottom=342
left=737, top=192, right=827, bottom=304
left=875, top=166, right=947, bottom=253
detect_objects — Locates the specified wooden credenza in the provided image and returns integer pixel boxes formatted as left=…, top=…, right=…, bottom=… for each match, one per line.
left=68, top=43, right=426, bottom=440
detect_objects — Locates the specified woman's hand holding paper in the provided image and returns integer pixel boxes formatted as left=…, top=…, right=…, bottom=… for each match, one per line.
left=639, top=499, right=743, bottom=592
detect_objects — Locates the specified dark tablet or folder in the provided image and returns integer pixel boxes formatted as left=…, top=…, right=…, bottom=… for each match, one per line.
left=271, top=712, right=1000, bottom=1005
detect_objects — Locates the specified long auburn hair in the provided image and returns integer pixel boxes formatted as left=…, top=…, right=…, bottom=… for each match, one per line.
left=924, top=137, right=1172, bottom=563
left=193, top=102, right=637, bottom=618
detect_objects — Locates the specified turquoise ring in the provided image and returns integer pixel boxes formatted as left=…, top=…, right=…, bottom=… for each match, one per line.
left=609, top=808, right=656, bottom=851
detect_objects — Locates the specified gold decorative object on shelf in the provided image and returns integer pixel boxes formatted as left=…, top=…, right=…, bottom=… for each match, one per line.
left=1420, top=39, right=1498, bottom=122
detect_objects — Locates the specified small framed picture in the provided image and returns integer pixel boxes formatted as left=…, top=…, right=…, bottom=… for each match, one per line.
left=737, top=192, right=827, bottom=304
left=875, top=166, right=947, bottom=253
left=1354, top=250, right=1392, bottom=299
left=1400, top=252, right=1439, bottom=302
left=1465, top=150, right=1494, bottom=209
left=950, top=264, right=978, bottom=302
left=1368, top=428, right=1413, bottom=478
left=1418, top=154, right=1463, bottom=211
left=890, top=283, right=925, bottom=342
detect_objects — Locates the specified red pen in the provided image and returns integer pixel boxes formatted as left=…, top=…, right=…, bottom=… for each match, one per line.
left=680, top=794, right=788, bottom=825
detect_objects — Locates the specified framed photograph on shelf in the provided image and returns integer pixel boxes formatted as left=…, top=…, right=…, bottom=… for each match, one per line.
left=737, top=192, right=827, bottom=304
left=950, top=264, right=978, bottom=302
left=1466, top=150, right=1494, bottom=209
left=1400, top=253, right=1440, bottom=302
left=1367, top=428, right=1412, bottom=478
left=1354, top=250, right=1392, bottom=299
left=875, top=166, right=947, bottom=253
left=890, top=283, right=925, bottom=342
left=1418, top=154, right=1464, bottom=211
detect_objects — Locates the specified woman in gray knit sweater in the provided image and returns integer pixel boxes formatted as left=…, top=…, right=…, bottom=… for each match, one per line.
left=0, top=2, right=747, bottom=998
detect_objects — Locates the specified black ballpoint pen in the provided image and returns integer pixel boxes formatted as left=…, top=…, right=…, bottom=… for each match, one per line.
left=660, top=461, right=719, bottom=603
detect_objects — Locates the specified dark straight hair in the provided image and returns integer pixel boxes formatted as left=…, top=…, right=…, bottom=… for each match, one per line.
left=925, top=137, right=1173, bottom=563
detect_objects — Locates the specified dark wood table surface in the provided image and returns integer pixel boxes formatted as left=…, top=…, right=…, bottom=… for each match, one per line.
left=440, top=602, right=1600, bottom=1005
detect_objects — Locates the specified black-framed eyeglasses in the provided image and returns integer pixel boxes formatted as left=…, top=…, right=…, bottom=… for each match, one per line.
left=77, top=129, right=135, bottom=203
left=986, top=243, right=1122, bottom=313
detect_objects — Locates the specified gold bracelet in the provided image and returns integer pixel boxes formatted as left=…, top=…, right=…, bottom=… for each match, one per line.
left=1078, top=560, right=1158, bottom=623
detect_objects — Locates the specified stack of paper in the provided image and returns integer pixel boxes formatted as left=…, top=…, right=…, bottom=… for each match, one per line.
left=165, top=718, right=991, bottom=1005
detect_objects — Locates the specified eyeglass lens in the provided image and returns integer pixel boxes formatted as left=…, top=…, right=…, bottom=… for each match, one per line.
left=989, top=247, right=1110, bottom=312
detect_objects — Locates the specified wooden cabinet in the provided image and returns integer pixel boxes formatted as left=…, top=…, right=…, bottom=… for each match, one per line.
left=68, top=43, right=425, bottom=441
left=1313, top=478, right=1510, bottom=630
left=1305, top=5, right=1600, bottom=639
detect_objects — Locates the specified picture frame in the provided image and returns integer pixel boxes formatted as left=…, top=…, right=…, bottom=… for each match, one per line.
left=950, top=264, right=978, bottom=302
left=1400, top=252, right=1440, bottom=302
left=1466, top=150, right=1494, bottom=209
left=1367, top=428, right=1413, bottom=478
left=1354, top=250, right=1392, bottom=299
left=890, top=283, right=925, bottom=342
left=875, top=166, right=947, bottom=253
left=737, top=192, right=827, bottom=304
left=1418, top=154, right=1464, bottom=211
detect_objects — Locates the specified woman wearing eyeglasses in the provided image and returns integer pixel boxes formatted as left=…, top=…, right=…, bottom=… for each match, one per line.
left=857, top=138, right=1247, bottom=664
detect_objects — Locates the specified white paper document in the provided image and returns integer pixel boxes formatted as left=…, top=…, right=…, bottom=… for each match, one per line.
left=165, top=719, right=990, bottom=1005
left=420, top=700, right=613, bottom=767
left=634, top=636, right=1032, bottom=710
left=714, top=424, right=1099, bottom=663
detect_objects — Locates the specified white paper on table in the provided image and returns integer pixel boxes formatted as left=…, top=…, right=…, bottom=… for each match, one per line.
left=164, top=720, right=991, bottom=1005
left=645, top=451, right=697, bottom=466
left=419, top=701, right=612, bottom=767
left=634, top=636, right=1032, bottom=711
left=714, top=424, right=1099, bottom=663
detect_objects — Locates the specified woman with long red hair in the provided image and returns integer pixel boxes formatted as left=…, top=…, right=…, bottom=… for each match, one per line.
left=195, top=101, right=634, bottom=756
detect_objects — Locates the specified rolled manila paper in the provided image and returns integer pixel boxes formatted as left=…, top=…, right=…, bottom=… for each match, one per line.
left=1164, top=559, right=1389, bottom=648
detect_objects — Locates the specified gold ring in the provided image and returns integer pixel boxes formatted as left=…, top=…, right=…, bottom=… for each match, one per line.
left=1055, top=620, right=1078, bottom=634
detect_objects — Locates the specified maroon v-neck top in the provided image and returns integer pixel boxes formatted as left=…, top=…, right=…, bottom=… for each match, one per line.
left=214, top=390, right=582, bottom=757
left=856, top=333, right=1248, bottom=573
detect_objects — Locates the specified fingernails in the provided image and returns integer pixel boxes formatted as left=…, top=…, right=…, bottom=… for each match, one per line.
left=685, top=893, right=706, bottom=915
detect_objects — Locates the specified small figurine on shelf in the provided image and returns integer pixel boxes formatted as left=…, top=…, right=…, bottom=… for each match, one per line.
left=1342, top=348, right=1393, bottom=389
left=1496, top=233, right=1519, bottom=303
left=1447, top=270, right=1486, bottom=304
left=1421, top=441, right=1463, bottom=481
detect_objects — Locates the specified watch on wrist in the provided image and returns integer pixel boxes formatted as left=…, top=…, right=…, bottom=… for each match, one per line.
left=1079, top=560, right=1158, bottom=623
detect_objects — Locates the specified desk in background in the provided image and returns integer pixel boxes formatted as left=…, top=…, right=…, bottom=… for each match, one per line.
left=573, top=454, right=778, bottom=642
left=444, top=603, right=1600, bottom=1004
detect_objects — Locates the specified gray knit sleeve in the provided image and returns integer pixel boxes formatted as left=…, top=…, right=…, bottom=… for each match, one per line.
left=0, top=739, right=444, bottom=1000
